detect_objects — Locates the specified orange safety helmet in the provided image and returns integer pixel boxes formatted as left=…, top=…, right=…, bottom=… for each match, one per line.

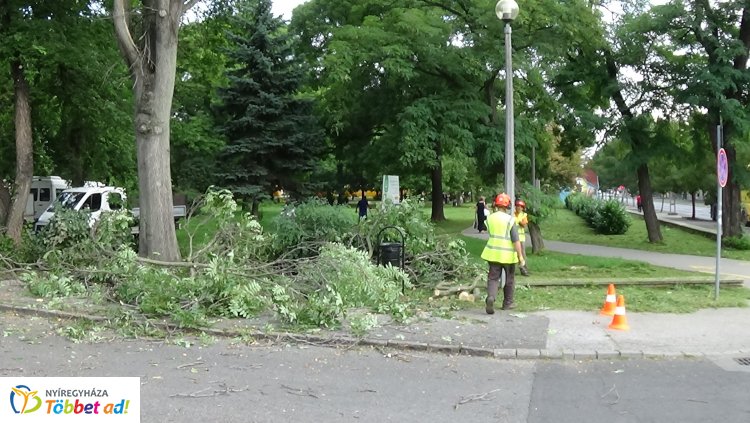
left=494, top=193, right=511, bottom=208
left=515, top=199, right=526, bottom=209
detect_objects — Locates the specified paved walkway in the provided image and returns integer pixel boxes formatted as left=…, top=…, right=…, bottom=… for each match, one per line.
left=462, top=205, right=750, bottom=283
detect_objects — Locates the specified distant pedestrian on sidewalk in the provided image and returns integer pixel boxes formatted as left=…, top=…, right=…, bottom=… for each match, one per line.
left=514, top=199, right=530, bottom=276
left=357, top=191, right=369, bottom=220
left=475, top=196, right=488, bottom=233
left=636, top=194, right=642, bottom=212
left=481, top=193, right=526, bottom=314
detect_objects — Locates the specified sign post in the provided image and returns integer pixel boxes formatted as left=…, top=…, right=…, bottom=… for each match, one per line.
left=382, top=175, right=400, bottom=205
left=716, top=127, right=726, bottom=300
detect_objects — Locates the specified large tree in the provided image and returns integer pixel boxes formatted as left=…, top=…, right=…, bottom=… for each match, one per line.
left=113, top=0, right=200, bottom=261
left=646, top=0, right=750, bottom=238
left=291, top=0, right=609, bottom=221
left=292, top=1, right=494, bottom=221
left=214, top=0, right=325, bottom=213
left=0, top=0, right=80, bottom=243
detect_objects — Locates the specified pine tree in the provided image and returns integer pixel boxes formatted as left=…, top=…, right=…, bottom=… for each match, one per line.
left=215, top=0, right=324, bottom=210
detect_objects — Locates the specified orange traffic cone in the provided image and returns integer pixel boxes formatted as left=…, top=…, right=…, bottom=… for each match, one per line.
left=600, top=284, right=617, bottom=316
left=608, top=295, right=630, bottom=331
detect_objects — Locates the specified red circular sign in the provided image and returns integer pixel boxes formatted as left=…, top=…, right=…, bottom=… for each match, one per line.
left=718, top=148, right=728, bottom=188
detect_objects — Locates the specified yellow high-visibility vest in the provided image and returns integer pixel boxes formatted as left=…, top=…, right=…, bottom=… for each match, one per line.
left=514, top=211, right=528, bottom=242
left=481, top=211, right=518, bottom=264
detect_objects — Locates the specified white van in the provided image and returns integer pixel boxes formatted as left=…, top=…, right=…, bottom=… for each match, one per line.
left=35, top=186, right=127, bottom=232
left=25, top=176, right=71, bottom=222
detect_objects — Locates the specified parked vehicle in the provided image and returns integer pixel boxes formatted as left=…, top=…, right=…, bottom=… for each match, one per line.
left=25, top=176, right=71, bottom=222
left=34, top=186, right=186, bottom=232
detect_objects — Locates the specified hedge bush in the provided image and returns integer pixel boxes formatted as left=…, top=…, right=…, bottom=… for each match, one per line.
left=565, top=193, right=631, bottom=235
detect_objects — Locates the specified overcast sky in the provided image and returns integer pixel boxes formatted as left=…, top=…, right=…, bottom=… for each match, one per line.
left=272, top=0, right=309, bottom=20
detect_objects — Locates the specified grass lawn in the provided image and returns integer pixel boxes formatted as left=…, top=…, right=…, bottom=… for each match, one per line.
left=428, top=203, right=706, bottom=281
left=426, top=203, right=750, bottom=313
left=541, top=207, right=750, bottom=261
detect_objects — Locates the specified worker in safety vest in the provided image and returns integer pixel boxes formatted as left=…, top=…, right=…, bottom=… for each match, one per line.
left=480, top=193, right=526, bottom=313
left=514, top=199, right=530, bottom=276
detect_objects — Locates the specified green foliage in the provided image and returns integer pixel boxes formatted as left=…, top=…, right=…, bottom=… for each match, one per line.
left=0, top=227, right=48, bottom=265
left=171, top=11, right=233, bottom=194
left=593, top=200, right=632, bottom=235
left=348, top=313, right=380, bottom=337
left=0, top=1, right=135, bottom=188
left=56, top=319, right=106, bottom=344
left=356, top=199, right=434, bottom=255
left=21, top=272, right=85, bottom=298
left=227, top=281, right=266, bottom=318
left=186, top=188, right=271, bottom=261
left=272, top=198, right=357, bottom=257
left=214, top=0, right=326, bottom=201
left=517, top=183, right=559, bottom=224
left=723, top=235, right=750, bottom=251
left=38, top=209, right=135, bottom=270
left=295, top=243, right=413, bottom=326
left=355, top=199, right=481, bottom=286
left=40, top=208, right=91, bottom=250
left=565, top=193, right=630, bottom=235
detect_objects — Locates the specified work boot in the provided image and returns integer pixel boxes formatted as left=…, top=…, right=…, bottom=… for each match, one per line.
left=520, top=266, right=529, bottom=276
left=485, top=296, right=495, bottom=315
left=502, top=302, right=516, bottom=311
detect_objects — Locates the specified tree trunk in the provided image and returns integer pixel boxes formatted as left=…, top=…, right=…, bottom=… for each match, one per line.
left=707, top=117, right=743, bottom=238
left=133, top=71, right=180, bottom=261
left=637, top=164, right=662, bottom=243
left=604, top=51, right=662, bottom=243
left=5, top=59, right=34, bottom=245
left=528, top=221, right=544, bottom=253
left=114, top=0, right=188, bottom=261
left=430, top=142, right=445, bottom=221
left=0, top=182, right=10, bottom=228
left=722, top=144, right=742, bottom=238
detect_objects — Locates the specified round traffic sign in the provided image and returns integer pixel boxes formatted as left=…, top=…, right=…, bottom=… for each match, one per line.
left=718, top=148, right=728, bottom=188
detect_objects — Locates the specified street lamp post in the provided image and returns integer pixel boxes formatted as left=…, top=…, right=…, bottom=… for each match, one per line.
left=496, top=0, right=519, bottom=212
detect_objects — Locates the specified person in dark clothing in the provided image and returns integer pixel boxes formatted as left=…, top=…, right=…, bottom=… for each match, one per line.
left=357, top=192, right=369, bottom=220
left=476, top=196, right=488, bottom=233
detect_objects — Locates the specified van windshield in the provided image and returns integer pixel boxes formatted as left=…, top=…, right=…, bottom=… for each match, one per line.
left=49, top=192, right=86, bottom=211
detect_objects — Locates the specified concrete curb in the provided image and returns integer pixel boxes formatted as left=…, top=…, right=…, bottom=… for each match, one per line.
left=1, top=302, right=738, bottom=361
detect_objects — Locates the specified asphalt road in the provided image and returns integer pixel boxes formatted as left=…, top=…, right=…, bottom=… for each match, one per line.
left=2, top=315, right=749, bottom=422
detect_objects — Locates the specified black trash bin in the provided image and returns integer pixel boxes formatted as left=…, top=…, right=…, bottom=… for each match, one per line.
left=376, top=226, right=406, bottom=293
left=379, top=242, right=402, bottom=268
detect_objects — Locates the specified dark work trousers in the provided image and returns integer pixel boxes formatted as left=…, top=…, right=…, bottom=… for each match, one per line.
left=487, top=262, right=516, bottom=307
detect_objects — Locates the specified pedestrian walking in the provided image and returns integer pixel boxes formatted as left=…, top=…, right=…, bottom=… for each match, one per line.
left=514, top=199, right=530, bottom=276
left=357, top=192, right=369, bottom=220
left=481, top=193, right=526, bottom=313
left=475, top=196, right=488, bottom=233
left=636, top=194, right=642, bottom=212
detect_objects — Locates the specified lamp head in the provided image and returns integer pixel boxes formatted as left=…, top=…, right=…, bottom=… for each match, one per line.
left=496, top=0, right=519, bottom=22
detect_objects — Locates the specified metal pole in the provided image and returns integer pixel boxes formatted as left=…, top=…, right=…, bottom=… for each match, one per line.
left=504, top=22, right=514, bottom=213
left=715, top=121, right=722, bottom=300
